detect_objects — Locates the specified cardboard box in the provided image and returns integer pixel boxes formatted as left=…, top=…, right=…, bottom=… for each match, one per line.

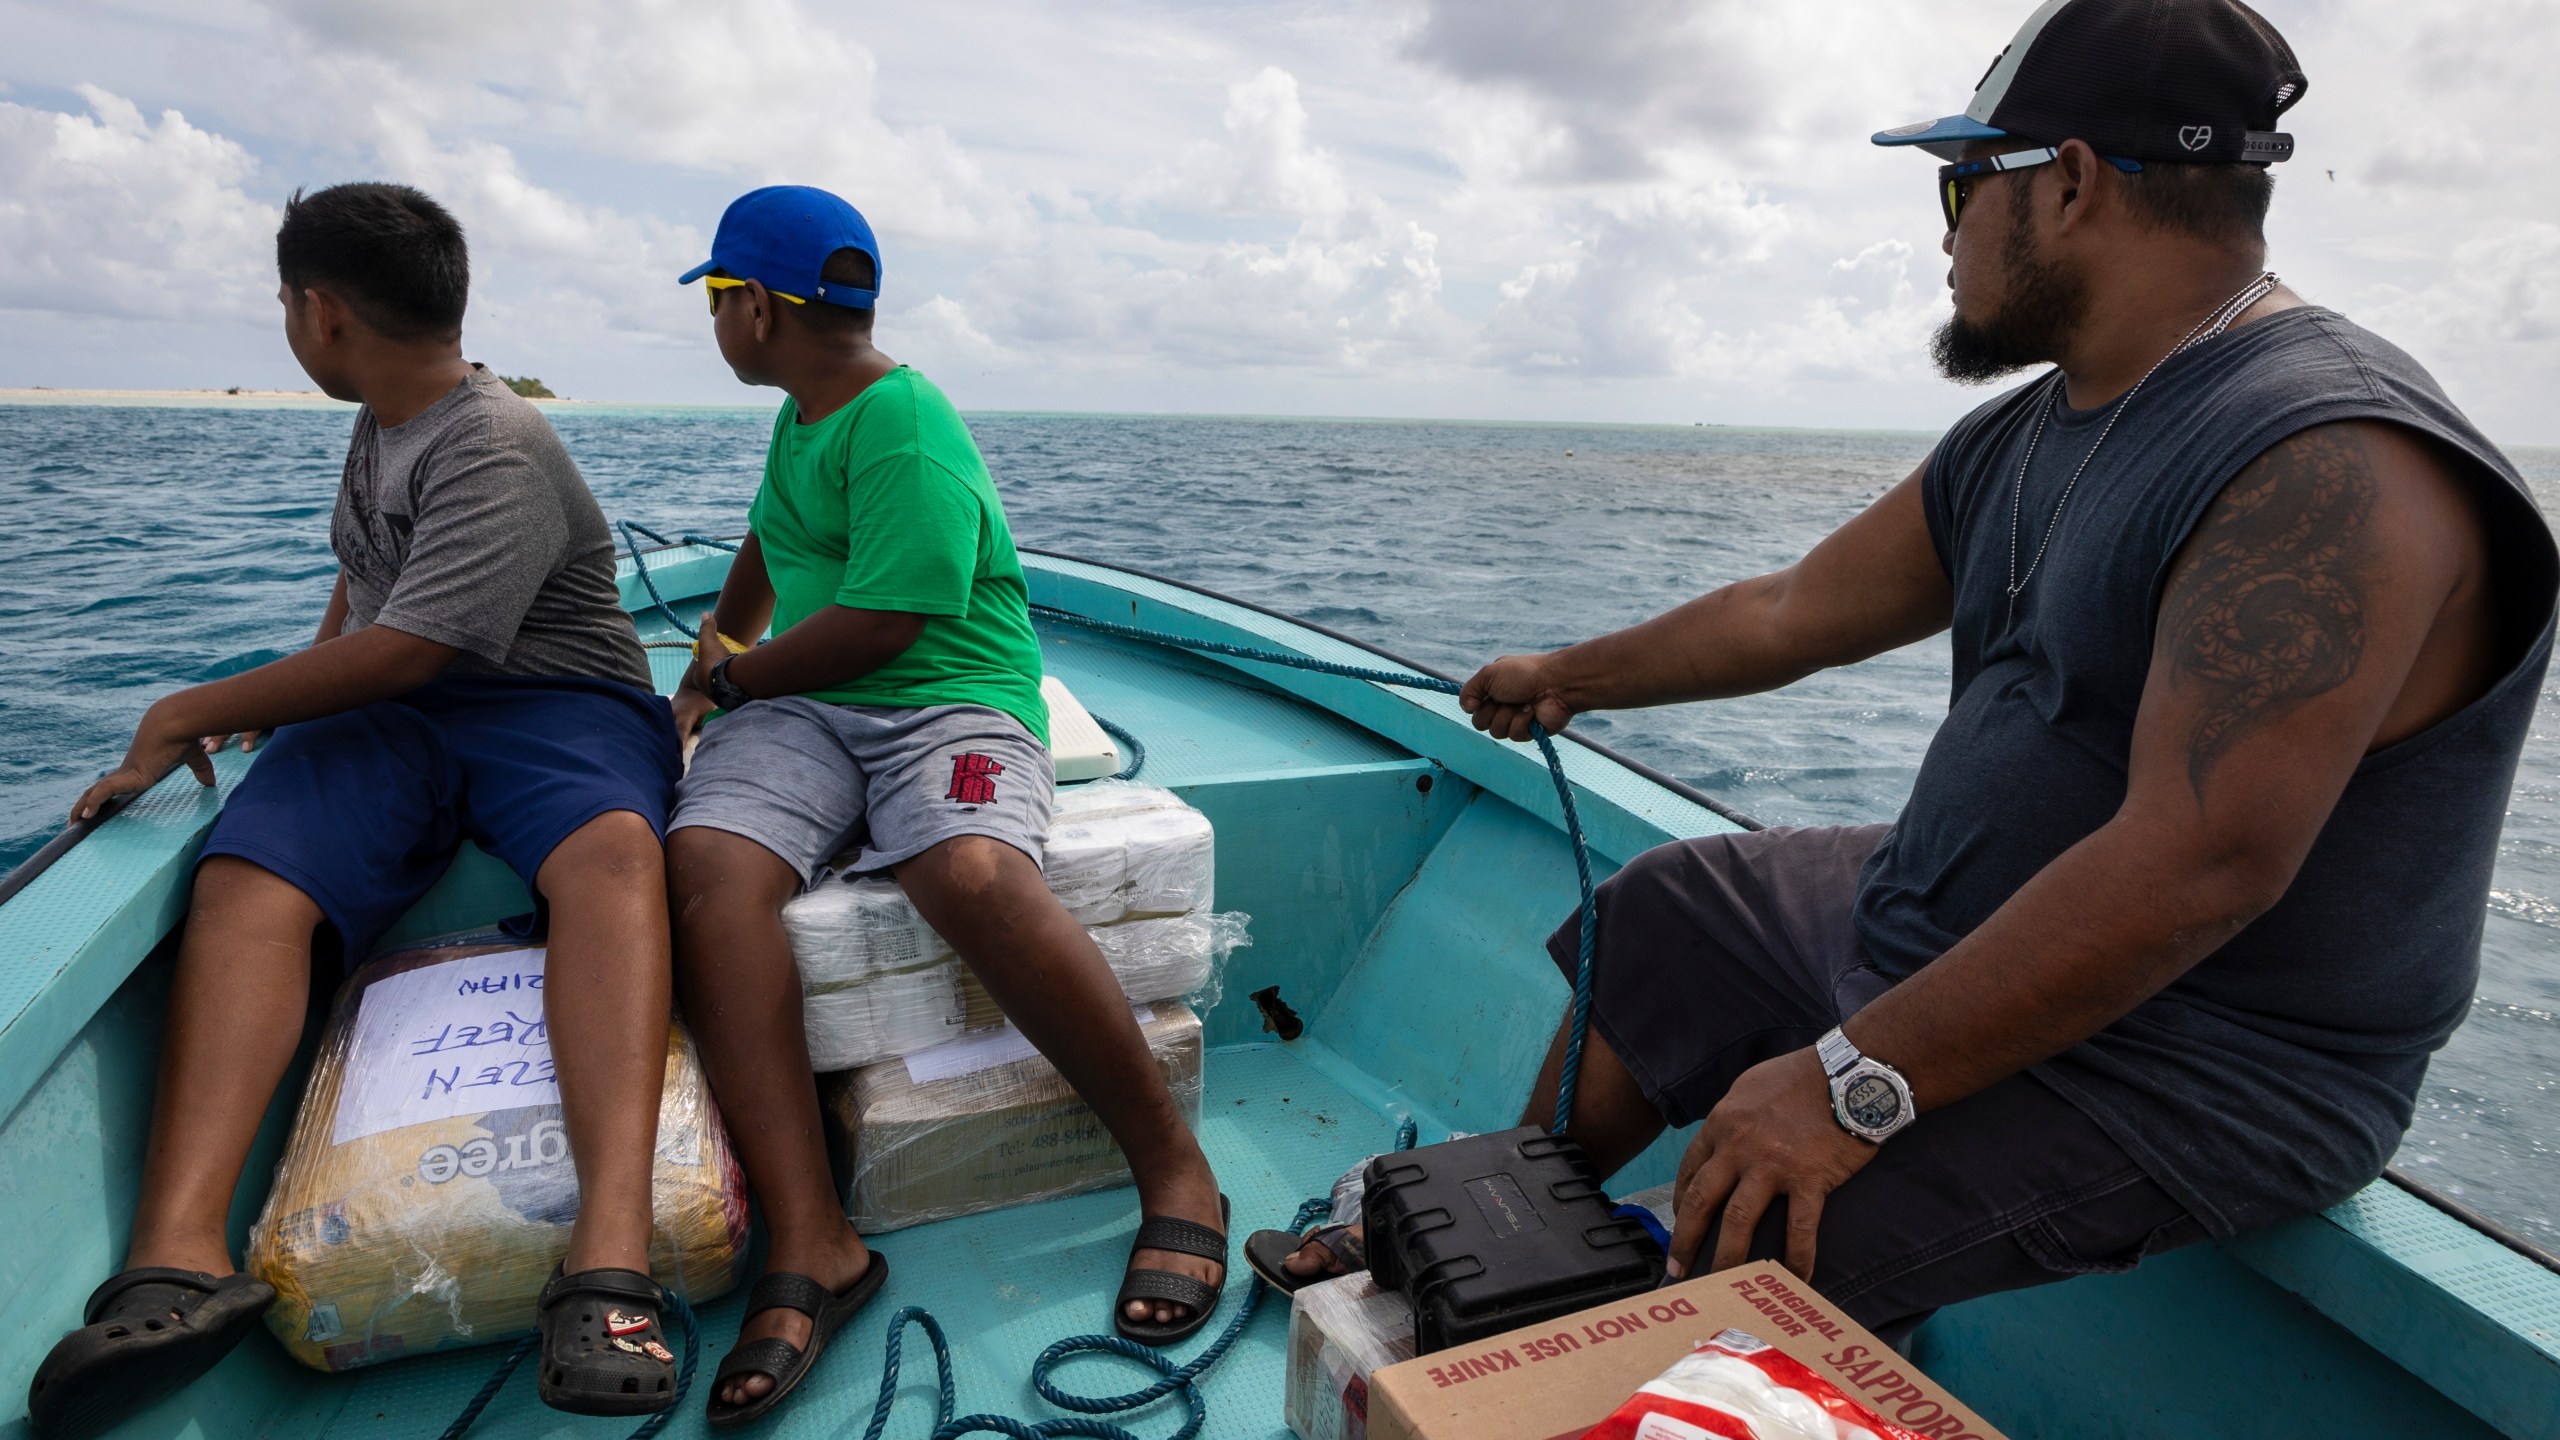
left=827, top=1002, right=1203, bottom=1232
left=1366, top=1264, right=2007, bottom=1440
left=1286, top=1271, right=1418, bottom=1440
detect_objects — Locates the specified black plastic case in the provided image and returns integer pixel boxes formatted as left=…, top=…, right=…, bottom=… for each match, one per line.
left=1364, top=1126, right=1663, bottom=1353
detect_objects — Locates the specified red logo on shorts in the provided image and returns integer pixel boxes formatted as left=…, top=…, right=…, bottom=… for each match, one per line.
left=945, top=753, right=1004, bottom=805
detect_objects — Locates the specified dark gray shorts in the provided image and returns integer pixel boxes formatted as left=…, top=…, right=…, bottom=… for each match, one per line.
left=670, top=699, right=1053, bottom=885
left=1549, top=824, right=2206, bottom=1346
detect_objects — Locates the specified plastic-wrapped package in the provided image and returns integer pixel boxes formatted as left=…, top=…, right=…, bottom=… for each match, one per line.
left=248, top=938, right=748, bottom=1372
left=802, top=961, right=968, bottom=1071
left=807, top=911, right=1243, bottom=1070
left=783, top=876, right=951, bottom=990
left=826, top=1003, right=1203, bottom=1232
left=1096, top=911, right=1232, bottom=1000
left=1578, top=1329, right=1926, bottom=1440
left=1112, top=806, right=1217, bottom=918
left=785, top=783, right=1229, bottom=1072
left=781, top=783, right=1215, bottom=974
left=951, top=911, right=1245, bottom=1031
left=1286, top=1271, right=1417, bottom=1440
left=1618, top=1180, right=1677, bottom=1223
left=1041, top=782, right=1216, bottom=924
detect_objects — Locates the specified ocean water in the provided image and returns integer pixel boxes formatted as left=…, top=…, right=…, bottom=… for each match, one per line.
left=2, top=401, right=2554, bottom=1251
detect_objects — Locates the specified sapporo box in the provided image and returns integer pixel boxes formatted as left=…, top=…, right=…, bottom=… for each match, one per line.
left=1365, top=1262, right=2009, bottom=1440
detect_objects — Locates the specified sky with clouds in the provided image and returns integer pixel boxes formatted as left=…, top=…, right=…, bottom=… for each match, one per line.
left=3, top=0, right=2553, bottom=440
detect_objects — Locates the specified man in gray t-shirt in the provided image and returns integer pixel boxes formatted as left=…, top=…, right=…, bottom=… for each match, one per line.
left=36, top=183, right=687, bottom=1436
left=332, top=364, right=651, bottom=688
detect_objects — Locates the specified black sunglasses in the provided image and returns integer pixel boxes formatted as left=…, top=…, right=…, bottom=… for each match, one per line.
left=1937, top=147, right=2144, bottom=232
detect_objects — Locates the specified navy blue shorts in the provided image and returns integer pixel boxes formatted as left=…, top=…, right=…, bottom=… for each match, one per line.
left=200, top=675, right=681, bottom=959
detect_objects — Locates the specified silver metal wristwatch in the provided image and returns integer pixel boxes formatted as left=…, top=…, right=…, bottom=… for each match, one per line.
left=1817, top=1026, right=1916, bottom=1144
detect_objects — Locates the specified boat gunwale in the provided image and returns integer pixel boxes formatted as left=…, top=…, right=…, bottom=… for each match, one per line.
left=1013, top=544, right=1767, bottom=833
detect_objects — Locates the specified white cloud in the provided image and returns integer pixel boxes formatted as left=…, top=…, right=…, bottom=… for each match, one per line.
left=0, top=0, right=2555, bottom=438
left=1137, top=67, right=1354, bottom=225
left=0, top=85, right=277, bottom=320
left=1477, top=182, right=1794, bottom=379
left=2355, top=221, right=2560, bottom=426
left=931, top=64, right=1461, bottom=377
left=363, top=119, right=710, bottom=353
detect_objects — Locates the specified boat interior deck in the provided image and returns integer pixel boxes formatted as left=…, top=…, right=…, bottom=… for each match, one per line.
left=0, top=543, right=2552, bottom=1438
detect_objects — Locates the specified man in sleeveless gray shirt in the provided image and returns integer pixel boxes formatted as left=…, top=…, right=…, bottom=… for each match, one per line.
left=1267, top=0, right=2558, bottom=1345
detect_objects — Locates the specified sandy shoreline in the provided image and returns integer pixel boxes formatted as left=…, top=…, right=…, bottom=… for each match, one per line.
left=0, top=388, right=571, bottom=408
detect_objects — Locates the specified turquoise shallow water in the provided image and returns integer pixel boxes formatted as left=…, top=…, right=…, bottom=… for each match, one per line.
left=2, top=400, right=2553, bottom=1250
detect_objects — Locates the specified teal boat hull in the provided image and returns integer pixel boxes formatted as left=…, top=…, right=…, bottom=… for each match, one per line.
left=0, top=543, right=2552, bottom=1438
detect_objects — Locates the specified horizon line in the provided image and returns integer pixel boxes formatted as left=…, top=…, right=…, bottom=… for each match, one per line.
left=0, top=386, right=1948, bottom=438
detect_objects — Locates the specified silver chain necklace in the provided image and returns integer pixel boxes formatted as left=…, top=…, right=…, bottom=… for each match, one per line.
left=2005, top=271, right=2280, bottom=610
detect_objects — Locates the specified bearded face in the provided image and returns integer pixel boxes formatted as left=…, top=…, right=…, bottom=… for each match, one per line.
left=1932, top=177, right=2092, bottom=385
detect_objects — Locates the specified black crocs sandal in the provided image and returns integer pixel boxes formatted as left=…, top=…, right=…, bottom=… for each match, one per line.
left=706, top=1253, right=890, bottom=1430
left=1243, top=1222, right=1366, bottom=1296
left=1114, top=1195, right=1230, bottom=1347
left=26, top=1268, right=276, bottom=1440
left=535, top=1266, right=678, bottom=1417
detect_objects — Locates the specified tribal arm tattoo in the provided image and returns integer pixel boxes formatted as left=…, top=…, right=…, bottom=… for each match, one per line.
left=2157, top=426, right=2380, bottom=798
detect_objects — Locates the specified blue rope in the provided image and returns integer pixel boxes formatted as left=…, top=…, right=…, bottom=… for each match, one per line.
left=434, top=1289, right=701, bottom=1440
left=1091, top=714, right=1147, bottom=780
left=858, top=1206, right=1328, bottom=1440
left=620, top=520, right=742, bottom=554
left=618, top=521, right=739, bottom=640
left=626, top=1292, right=703, bottom=1440
left=858, top=1123, right=1421, bottom=1439
left=1031, top=605, right=1600, bottom=1136
left=434, top=1336, right=533, bottom=1440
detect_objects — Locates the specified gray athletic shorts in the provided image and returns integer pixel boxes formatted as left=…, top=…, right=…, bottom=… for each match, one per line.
left=670, top=698, right=1053, bottom=884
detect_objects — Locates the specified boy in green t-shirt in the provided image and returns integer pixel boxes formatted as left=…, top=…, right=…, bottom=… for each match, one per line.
left=663, top=187, right=1227, bottom=1426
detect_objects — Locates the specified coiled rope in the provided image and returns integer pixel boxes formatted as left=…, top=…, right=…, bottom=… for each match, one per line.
left=857, top=1118, right=1418, bottom=1440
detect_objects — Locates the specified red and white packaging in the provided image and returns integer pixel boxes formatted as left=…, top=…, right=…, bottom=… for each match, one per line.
left=1579, top=1329, right=1927, bottom=1440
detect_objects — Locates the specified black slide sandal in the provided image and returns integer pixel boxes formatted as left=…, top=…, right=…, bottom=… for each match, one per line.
left=706, top=1253, right=890, bottom=1430
left=26, top=1268, right=276, bottom=1440
left=1243, top=1222, right=1365, bottom=1296
left=535, top=1266, right=678, bottom=1417
left=1114, top=1195, right=1230, bottom=1347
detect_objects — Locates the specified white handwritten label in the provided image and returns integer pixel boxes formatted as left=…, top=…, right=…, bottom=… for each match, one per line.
left=331, top=948, right=558, bottom=1146
left=903, top=1005, right=1153, bottom=1086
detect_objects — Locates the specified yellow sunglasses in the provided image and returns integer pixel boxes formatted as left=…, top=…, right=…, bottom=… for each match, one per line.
left=703, top=275, right=808, bottom=314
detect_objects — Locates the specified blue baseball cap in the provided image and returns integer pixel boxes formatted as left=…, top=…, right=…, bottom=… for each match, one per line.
left=677, top=185, right=881, bottom=309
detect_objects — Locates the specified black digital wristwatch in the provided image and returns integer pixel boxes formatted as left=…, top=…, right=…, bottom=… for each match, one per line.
left=705, top=653, right=755, bottom=711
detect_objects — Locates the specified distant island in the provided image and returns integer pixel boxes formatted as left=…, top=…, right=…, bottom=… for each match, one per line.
left=0, top=387, right=346, bottom=408
left=2, top=381, right=573, bottom=408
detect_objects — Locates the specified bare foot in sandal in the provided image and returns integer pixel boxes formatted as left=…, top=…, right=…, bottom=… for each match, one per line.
left=1120, top=1160, right=1229, bottom=1334
left=712, top=1228, right=877, bottom=1415
left=1284, top=1223, right=1364, bottom=1280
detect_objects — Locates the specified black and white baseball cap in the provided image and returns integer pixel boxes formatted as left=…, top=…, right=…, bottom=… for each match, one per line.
left=1874, top=0, right=2306, bottom=165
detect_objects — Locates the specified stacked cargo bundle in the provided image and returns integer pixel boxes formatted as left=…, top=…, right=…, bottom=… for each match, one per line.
left=783, top=780, right=1242, bottom=1069
left=827, top=1003, right=1205, bottom=1232
left=787, top=782, right=1244, bottom=1230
